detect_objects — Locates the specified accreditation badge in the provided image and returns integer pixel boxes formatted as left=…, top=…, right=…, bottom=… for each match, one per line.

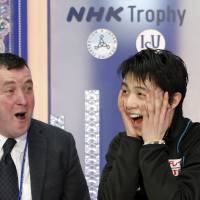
left=168, top=158, right=182, bottom=176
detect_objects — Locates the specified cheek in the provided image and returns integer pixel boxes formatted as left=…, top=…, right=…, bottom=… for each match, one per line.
left=137, top=99, right=146, bottom=109
left=28, top=96, right=35, bottom=108
left=0, top=104, right=13, bottom=120
left=123, top=95, right=144, bottom=109
left=0, top=99, right=13, bottom=111
left=123, top=96, right=130, bottom=107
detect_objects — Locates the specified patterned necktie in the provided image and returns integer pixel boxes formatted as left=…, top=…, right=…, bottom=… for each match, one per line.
left=0, top=138, right=19, bottom=200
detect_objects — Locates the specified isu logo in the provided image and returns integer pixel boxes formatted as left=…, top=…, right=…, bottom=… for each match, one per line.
left=168, top=158, right=182, bottom=176
left=136, top=29, right=165, bottom=52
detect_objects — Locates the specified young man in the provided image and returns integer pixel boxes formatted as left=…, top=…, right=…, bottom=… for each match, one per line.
left=0, top=53, right=90, bottom=200
left=98, top=49, right=200, bottom=200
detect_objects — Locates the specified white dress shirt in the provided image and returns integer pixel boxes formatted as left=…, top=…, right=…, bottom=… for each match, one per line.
left=0, top=133, right=32, bottom=200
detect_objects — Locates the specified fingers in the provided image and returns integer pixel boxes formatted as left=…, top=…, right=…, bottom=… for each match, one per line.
left=145, top=88, right=163, bottom=124
left=146, top=89, right=167, bottom=120
left=159, top=92, right=169, bottom=123
left=141, top=104, right=148, bottom=121
left=146, top=89, right=154, bottom=118
left=163, top=100, right=173, bottom=134
left=142, top=89, right=171, bottom=140
left=154, top=89, right=164, bottom=125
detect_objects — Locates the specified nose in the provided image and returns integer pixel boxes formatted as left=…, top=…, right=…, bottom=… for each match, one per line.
left=125, top=93, right=139, bottom=111
left=16, top=90, right=27, bottom=106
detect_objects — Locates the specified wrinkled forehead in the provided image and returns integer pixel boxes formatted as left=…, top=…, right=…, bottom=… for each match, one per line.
left=0, top=66, right=32, bottom=84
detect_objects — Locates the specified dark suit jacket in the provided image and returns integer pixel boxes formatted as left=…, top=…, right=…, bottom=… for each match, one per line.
left=27, top=119, right=90, bottom=200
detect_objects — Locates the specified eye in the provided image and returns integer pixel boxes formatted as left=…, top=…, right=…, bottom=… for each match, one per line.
left=27, top=86, right=33, bottom=91
left=8, top=90, right=14, bottom=94
left=122, top=89, right=127, bottom=93
left=137, top=92, right=146, bottom=98
left=24, top=84, right=33, bottom=93
left=5, top=88, right=15, bottom=94
left=121, top=88, right=128, bottom=95
left=137, top=92, right=144, bottom=96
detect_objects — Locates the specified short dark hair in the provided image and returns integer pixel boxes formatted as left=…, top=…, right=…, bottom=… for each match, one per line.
left=0, top=53, right=28, bottom=70
left=118, top=48, right=188, bottom=116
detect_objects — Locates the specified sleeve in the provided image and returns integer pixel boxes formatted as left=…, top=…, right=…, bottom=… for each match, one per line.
left=139, top=137, right=200, bottom=200
left=62, top=133, right=90, bottom=200
left=98, top=132, right=143, bottom=200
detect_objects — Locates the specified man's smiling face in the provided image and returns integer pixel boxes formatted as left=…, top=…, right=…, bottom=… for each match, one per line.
left=121, top=73, right=159, bottom=132
left=0, top=66, right=35, bottom=138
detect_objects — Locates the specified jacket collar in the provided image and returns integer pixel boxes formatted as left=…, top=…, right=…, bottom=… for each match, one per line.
left=27, top=119, right=47, bottom=200
left=165, top=115, right=191, bottom=143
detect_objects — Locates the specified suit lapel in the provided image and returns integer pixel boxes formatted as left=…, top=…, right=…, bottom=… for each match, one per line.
left=28, top=120, right=47, bottom=200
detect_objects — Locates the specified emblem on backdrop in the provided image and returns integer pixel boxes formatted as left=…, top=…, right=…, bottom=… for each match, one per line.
left=50, top=114, right=65, bottom=130
left=87, top=28, right=118, bottom=59
left=136, top=29, right=165, bottom=52
left=0, top=0, right=10, bottom=53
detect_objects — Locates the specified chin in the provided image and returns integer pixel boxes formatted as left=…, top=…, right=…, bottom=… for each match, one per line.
left=15, top=125, right=29, bottom=136
left=135, top=127, right=143, bottom=135
left=133, top=124, right=142, bottom=130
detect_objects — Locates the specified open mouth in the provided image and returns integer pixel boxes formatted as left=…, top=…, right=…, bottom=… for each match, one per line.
left=129, top=113, right=143, bottom=126
left=15, top=112, right=26, bottom=120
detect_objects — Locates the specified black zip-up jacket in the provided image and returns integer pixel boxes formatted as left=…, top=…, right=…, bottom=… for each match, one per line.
left=98, top=117, right=200, bottom=200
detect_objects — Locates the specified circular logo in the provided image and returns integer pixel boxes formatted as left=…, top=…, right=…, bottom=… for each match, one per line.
left=87, top=28, right=117, bottom=59
left=0, top=18, right=10, bottom=37
left=136, top=29, right=165, bottom=52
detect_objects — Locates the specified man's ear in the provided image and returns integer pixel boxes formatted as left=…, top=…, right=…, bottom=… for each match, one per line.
left=170, top=92, right=182, bottom=109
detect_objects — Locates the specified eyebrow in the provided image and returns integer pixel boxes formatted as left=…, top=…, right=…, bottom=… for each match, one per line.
left=3, top=79, right=33, bottom=87
left=24, top=79, right=33, bottom=85
left=121, top=82, right=128, bottom=87
left=3, top=81, right=15, bottom=87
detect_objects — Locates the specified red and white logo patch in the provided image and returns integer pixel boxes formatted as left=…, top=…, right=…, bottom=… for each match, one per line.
left=168, top=158, right=182, bottom=176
